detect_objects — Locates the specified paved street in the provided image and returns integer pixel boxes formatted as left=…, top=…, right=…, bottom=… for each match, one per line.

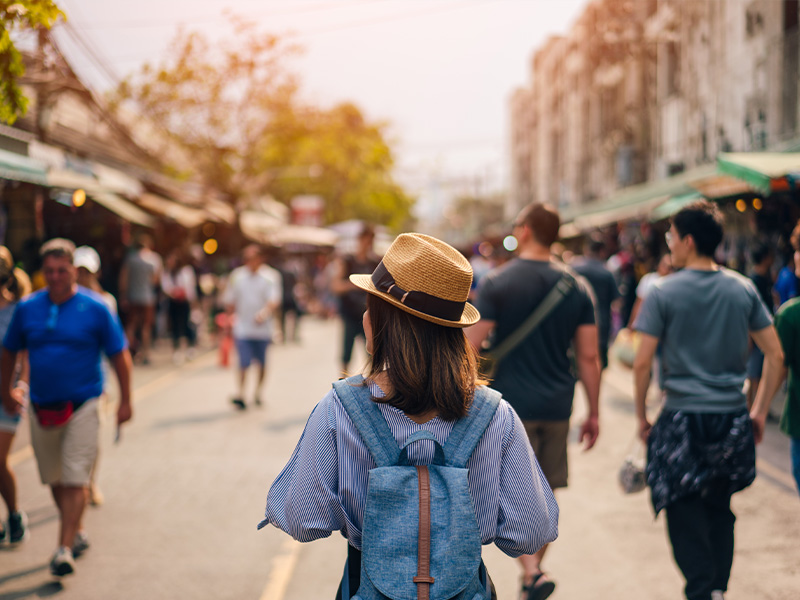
left=0, top=317, right=798, bottom=600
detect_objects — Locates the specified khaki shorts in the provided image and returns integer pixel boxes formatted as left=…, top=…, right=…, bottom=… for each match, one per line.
left=29, top=398, right=100, bottom=486
left=523, top=419, right=570, bottom=489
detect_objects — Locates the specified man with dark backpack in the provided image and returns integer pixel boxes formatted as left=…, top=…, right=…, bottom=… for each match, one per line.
left=467, top=203, right=601, bottom=600
left=260, top=233, right=558, bottom=599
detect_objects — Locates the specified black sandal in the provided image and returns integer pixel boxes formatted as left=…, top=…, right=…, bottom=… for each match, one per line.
left=521, top=572, right=556, bottom=600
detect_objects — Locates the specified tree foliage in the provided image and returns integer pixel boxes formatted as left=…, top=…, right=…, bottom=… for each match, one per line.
left=0, top=0, right=64, bottom=124
left=114, top=18, right=414, bottom=229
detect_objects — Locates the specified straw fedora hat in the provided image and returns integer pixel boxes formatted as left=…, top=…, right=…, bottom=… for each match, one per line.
left=349, top=233, right=480, bottom=328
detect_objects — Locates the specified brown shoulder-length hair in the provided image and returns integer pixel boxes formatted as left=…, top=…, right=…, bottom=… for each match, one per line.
left=364, top=293, right=486, bottom=421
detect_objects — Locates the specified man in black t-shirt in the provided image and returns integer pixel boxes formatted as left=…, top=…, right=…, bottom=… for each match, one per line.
left=331, top=225, right=380, bottom=375
left=467, top=203, right=600, bottom=600
left=572, top=235, right=620, bottom=369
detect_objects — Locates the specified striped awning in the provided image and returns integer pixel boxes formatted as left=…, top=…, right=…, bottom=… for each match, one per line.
left=717, top=152, right=800, bottom=196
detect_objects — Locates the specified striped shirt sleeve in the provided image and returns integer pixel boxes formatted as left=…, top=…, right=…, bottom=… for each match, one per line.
left=259, top=383, right=559, bottom=557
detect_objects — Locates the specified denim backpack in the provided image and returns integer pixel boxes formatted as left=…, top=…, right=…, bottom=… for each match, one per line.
left=333, top=375, right=501, bottom=600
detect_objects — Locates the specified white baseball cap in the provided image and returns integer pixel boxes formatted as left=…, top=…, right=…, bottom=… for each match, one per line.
left=74, top=246, right=101, bottom=274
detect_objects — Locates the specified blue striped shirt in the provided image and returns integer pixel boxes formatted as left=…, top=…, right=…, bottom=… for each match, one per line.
left=260, top=381, right=559, bottom=557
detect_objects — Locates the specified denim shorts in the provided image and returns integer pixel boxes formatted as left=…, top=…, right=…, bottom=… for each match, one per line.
left=234, top=338, right=270, bottom=369
left=0, top=400, right=21, bottom=434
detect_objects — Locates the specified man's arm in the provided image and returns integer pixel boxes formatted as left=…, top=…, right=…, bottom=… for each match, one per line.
left=1, top=348, right=21, bottom=415
left=632, top=333, right=659, bottom=442
left=111, top=349, right=133, bottom=427
left=465, top=319, right=495, bottom=352
left=573, top=324, right=601, bottom=450
left=750, top=325, right=786, bottom=444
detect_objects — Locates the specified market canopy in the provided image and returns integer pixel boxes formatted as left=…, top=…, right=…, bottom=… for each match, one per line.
left=137, top=193, right=210, bottom=228
left=240, top=210, right=338, bottom=247
left=717, top=152, right=800, bottom=196
left=0, top=148, right=48, bottom=185
left=562, top=162, right=718, bottom=230
left=650, top=191, right=704, bottom=221
left=89, top=192, right=156, bottom=228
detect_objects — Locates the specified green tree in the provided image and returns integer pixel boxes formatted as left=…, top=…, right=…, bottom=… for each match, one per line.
left=0, top=0, right=64, bottom=124
left=113, top=18, right=414, bottom=229
left=263, top=102, right=415, bottom=230
left=113, top=18, right=300, bottom=202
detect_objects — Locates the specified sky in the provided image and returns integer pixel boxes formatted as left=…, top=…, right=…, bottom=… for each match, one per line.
left=50, top=0, right=588, bottom=219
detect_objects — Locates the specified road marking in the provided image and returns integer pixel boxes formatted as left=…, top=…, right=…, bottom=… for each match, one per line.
left=7, top=350, right=215, bottom=467
left=260, top=537, right=302, bottom=600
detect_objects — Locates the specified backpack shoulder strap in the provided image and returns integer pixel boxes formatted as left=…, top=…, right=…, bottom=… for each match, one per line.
left=443, top=386, right=502, bottom=468
left=332, top=375, right=400, bottom=467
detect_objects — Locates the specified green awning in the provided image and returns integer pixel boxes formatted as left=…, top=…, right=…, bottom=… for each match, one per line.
left=717, top=152, right=800, bottom=195
left=0, top=148, right=48, bottom=185
left=650, top=191, right=704, bottom=221
left=563, top=162, right=718, bottom=230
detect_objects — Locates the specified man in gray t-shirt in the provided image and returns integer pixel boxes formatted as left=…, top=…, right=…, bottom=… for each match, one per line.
left=632, top=201, right=783, bottom=600
left=118, top=234, right=162, bottom=365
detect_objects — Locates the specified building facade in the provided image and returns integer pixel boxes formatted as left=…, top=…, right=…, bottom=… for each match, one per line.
left=509, top=0, right=800, bottom=221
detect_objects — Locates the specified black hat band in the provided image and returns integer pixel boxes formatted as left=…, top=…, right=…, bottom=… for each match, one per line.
left=371, top=261, right=465, bottom=322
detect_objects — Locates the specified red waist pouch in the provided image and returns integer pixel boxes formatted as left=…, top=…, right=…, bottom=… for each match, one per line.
left=33, top=402, right=74, bottom=428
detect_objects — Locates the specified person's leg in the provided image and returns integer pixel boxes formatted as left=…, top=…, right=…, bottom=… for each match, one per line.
left=140, top=304, right=155, bottom=362
left=252, top=340, right=270, bottom=406
left=665, top=492, right=716, bottom=600
left=341, top=316, right=359, bottom=375
left=60, top=400, right=100, bottom=544
left=124, top=306, right=140, bottom=357
left=51, top=485, right=87, bottom=548
left=232, top=338, right=251, bottom=408
left=168, top=300, right=181, bottom=351
left=704, top=480, right=735, bottom=594
left=0, top=431, right=18, bottom=514
left=516, top=421, right=565, bottom=599
left=792, top=437, right=800, bottom=496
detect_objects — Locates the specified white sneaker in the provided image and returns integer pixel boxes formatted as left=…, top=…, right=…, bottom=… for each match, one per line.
left=711, top=591, right=725, bottom=600
left=72, top=531, right=90, bottom=558
left=50, top=546, right=75, bottom=577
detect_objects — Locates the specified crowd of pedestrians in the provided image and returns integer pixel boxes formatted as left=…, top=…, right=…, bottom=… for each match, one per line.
left=0, top=200, right=798, bottom=599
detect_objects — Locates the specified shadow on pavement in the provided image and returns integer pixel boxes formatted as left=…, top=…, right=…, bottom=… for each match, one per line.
left=150, top=411, right=240, bottom=429
left=0, top=580, right=64, bottom=599
left=0, top=562, right=63, bottom=600
left=263, top=416, right=311, bottom=433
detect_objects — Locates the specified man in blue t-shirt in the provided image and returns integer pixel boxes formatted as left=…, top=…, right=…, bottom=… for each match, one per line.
left=633, top=202, right=783, bottom=600
left=0, top=238, right=132, bottom=578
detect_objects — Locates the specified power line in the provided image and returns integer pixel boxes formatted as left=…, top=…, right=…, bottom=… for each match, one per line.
left=54, top=0, right=123, bottom=87
left=57, top=21, right=121, bottom=86
left=67, top=0, right=495, bottom=66
left=286, top=0, right=494, bottom=38
left=68, top=0, right=378, bottom=31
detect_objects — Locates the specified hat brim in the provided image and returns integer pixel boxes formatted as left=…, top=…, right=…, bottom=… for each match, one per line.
left=350, top=274, right=480, bottom=328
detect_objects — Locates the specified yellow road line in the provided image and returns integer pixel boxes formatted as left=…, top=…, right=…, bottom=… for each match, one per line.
left=259, top=538, right=302, bottom=600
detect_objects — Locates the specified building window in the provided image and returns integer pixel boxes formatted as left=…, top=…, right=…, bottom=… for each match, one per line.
left=665, top=41, right=680, bottom=97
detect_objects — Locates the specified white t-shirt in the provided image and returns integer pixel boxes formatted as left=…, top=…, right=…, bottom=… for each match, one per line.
left=222, top=265, right=282, bottom=340
left=636, top=272, right=660, bottom=300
